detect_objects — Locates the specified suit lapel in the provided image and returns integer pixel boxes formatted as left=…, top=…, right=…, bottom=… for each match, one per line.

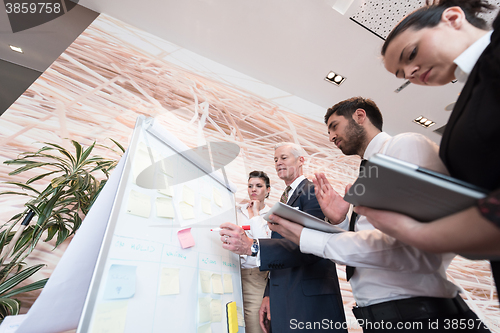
left=287, top=179, right=307, bottom=207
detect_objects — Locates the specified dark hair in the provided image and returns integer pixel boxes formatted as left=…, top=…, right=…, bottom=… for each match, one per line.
left=324, top=97, right=383, bottom=131
left=248, top=171, right=270, bottom=188
left=248, top=170, right=270, bottom=198
left=382, top=0, right=494, bottom=56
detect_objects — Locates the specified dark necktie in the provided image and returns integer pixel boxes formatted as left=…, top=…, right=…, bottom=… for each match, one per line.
left=345, top=159, right=367, bottom=281
left=280, top=186, right=292, bottom=204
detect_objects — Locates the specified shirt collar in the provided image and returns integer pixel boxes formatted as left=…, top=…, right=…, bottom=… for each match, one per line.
left=454, top=30, right=493, bottom=82
left=363, top=132, right=392, bottom=160
left=289, top=175, right=306, bottom=191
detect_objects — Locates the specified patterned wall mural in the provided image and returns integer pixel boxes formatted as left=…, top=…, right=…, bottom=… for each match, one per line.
left=0, top=13, right=498, bottom=332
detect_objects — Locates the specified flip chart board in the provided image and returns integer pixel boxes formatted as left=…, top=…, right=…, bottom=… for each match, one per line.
left=77, top=116, right=245, bottom=333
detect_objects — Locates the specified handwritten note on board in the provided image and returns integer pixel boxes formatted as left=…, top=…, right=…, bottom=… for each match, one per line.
left=182, top=186, right=195, bottom=206
left=201, top=197, right=212, bottom=215
left=223, top=274, right=233, bottom=293
left=200, top=271, right=211, bottom=294
left=156, top=197, right=175, bottom=218
left=211, top=274, right=223, bottom=294
left=210, top=299, right=222, bottom=322
left=103, top=264, right=137, bottom=300
left=198, top=298, right=211, bottom=323
left=159, top=267, right=180, bottom=295
left=179, top=202, right=195, bottom=220
left=126, top=190, right=151, bottom=218
left=197, top=322, right=212, bottom=333
left=213, top=188, right=223, bottom=207
left=91, top=301, right=128, bottom=333
left=177, top=228, right=195, bottom=249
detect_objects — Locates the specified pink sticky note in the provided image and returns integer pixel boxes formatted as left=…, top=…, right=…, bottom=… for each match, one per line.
left=177, top=228, right=195, bottom=249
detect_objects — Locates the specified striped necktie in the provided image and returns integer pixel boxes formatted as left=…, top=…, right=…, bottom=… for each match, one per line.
left=280, top=186, right=292, bottom=204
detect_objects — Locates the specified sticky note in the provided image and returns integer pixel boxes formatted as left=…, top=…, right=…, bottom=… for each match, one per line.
left=198, top=298, right=211, bottom=323
left=200, top=271, right=211, bottom=293
left=211, top=274, right=223, bottom=294
left=159, top=268, right=180, bottom=295
left=210, top=299, right=222, bottom=322
left=213, top=188, right=223, bottom=207
left=183, top=186, right=195, bottom=206
left=91, top=301, right=128, bottom=333
left=198, top=322, right=212, bottom=333
left=201, top=197, right=212, bottom=215
left=223, top=274, right=233, bottom=293
left=177, top=228, right=195, bottom=249
left=179, top=201, right=195, bottom=220
left=237, top=306, right=245, bottom=327
left=157, top=174, right=173, bottom=197
left=156, top=197, right=175, bottom=218
left=126, top=190, right=151, bottom=218
left=103, top=264, right=137, bottom=300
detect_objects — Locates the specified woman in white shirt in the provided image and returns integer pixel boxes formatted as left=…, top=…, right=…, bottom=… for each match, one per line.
left=237, top=171, right=271, bottom=333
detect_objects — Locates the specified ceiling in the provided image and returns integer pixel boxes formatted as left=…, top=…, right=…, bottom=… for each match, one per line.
left=2, top=0, right=500, bottom=143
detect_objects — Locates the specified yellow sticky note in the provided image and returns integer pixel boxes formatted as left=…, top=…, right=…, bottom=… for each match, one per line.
left=156, top=197, right=175, bottom=218
left=237, top=306, right=245, bottom=327
left=160, top=157, right=174, bottom=177
left=211, top=274, right=223, bottom=294
left=126, top=190, right=151, bottom=218
left=210, top=299, right=222, bottom=322
left=223, top=274, right=233, bottom=294
left=201, top=197, right=212, bottom=215
left=159, top=268, right=180, bottom=295
left=198, top=298, right=211, bottom=323
left=157, top=174, right=173, bottom=197
left=200, top=271, right=212, bottom=293
left=213, top=188, right=223, bottom=207
left=91, top=301, right=128, bottom=333
left=183, top=186, right=195, bottom=206
left=179, top=202, right=195, bottom=220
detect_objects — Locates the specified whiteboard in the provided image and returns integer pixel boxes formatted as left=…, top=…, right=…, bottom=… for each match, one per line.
left=77, top=116, right=245, bottom=333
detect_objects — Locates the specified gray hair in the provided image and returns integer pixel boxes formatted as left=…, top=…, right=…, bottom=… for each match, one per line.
left=274, top=142, right=308, bottom=158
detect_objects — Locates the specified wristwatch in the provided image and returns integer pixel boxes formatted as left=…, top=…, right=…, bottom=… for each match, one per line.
left=250, top=239, right=259, bottom=257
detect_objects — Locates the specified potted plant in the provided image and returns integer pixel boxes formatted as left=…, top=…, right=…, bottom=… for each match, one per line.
left=0, top=139, right=124, bottom=321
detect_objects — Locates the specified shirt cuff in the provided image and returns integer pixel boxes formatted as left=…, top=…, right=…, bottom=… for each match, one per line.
left=300, top=228, right=329, bottom=257
left=255, top=238, right=261, bottom=266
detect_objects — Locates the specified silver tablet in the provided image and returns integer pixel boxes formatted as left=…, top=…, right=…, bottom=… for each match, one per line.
left=343, top=154, right=488, bottom=222
left=263, top=202, right=345, bottom=233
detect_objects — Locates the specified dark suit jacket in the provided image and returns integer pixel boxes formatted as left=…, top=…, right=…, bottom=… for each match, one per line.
left=439, top=13, right=500, bottom=298
left=259, top=178, right=346, bottom=332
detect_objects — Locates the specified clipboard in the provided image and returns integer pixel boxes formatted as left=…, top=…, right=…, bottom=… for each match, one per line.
left=263, top=202, right=345, bottom=233
left=343, top=154, right=488, bottom=222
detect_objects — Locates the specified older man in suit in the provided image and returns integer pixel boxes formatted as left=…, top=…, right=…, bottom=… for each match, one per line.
left=220, top=142, right=346, bottom=333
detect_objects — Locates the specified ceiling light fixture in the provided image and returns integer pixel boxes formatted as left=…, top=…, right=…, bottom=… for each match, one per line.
left=413, top=116, right=435, bottom=128
left=325, top=71, right=346, bottom=86
left=9, top=45, right=23, bottom=53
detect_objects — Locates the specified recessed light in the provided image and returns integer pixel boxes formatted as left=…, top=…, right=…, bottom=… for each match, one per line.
left=9, top=45, right=23, bottom=53
left=325, top=71, right=346, bottom=86
left=413, top=115, right=435, bottom=128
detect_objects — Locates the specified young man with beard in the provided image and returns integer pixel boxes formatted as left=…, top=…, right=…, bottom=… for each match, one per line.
left=267, top=97, right=489, bottom=332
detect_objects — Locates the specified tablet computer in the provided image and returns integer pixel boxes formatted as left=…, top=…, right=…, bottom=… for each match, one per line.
left=263, top=202, right=345, bottom=233
left=343, top=154, right=488, bottom=222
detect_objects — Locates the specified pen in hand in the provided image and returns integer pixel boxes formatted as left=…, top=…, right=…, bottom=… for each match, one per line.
left=211, top=225, right=250, bottom=232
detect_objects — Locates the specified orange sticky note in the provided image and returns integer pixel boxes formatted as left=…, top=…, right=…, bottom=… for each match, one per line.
left=178, top=228, right=195, bottom=249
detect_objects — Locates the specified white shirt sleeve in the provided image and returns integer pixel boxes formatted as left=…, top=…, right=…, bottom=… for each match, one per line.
left=300, top=227, right=444, bottom=273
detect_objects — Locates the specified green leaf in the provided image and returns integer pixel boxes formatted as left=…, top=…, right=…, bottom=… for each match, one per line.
left=0, top=192, right=29, bottom=196
left=44, top=225, right=57, bottom=242
left=0, top=264, right=45, bottom=296
left=55, top=226, right=69, bottom=248
left=72, top=140, right=82, bottom=164
left=109, top=138, right=125, bottom=153
left=0, top=298, right=20, bottom=317
left=2, top=182, right=41, bottom=195
left=2, top=278, right=48, bottom=298
left=26, top=170, right=60, bottom=185
left=78, top=142, right=95, bottom=166
left=8, top=163, right=50, bottom=176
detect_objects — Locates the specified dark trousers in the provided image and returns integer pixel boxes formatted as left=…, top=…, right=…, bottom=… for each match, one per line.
left=354, top=296, right=490, bottom=333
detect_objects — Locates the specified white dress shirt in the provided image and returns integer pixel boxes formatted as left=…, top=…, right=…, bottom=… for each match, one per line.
left=236, top=203, right=271, bottom=269
left=454, top=30, right=493, bottom=82
left=285, top=175, right=306, bottom=203
left=300, top=132, right=460, bottom=306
